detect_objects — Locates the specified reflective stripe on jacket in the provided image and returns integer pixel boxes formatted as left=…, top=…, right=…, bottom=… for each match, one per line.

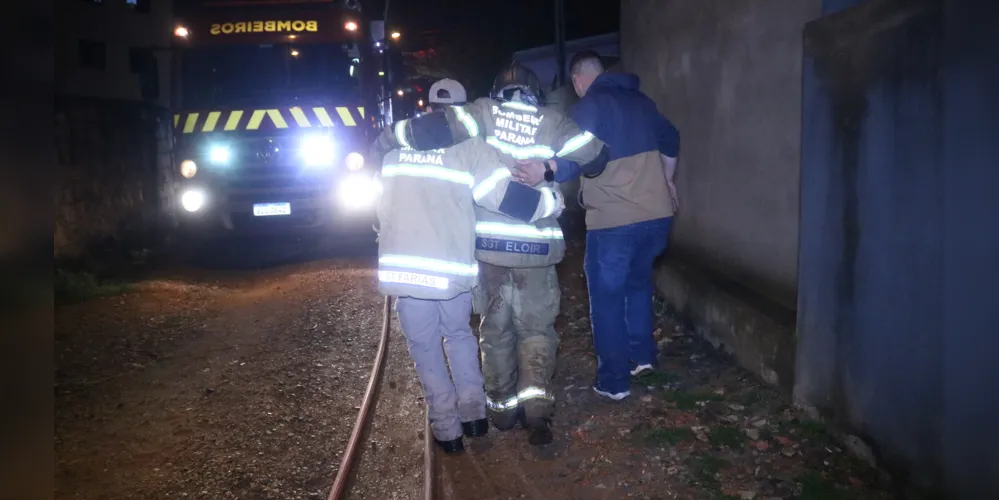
left=465, top=99, right=594, bottom=268
left=376, top=135, right=554, bottom=298
left=473, top=209, right=566, bottom=268
left=371, top=98, right=606, bottom=182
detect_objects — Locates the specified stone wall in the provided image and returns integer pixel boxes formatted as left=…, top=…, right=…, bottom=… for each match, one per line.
left=54, top=97, right=175, bottom=265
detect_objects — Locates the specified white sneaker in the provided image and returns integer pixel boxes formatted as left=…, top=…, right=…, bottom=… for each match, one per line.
left=630, top=364, right=655, bottom=377
left=593, top=387, right=631, bottom=401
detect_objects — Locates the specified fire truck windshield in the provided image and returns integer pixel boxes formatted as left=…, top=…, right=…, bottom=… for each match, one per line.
left=180, top=43, right=359, bottom=108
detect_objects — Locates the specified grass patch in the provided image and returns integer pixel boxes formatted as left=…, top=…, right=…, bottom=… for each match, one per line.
left=688, top=455, right=730, bottom=487
left=665, top=389, right=723, bottom=410
left=55, top=269, right=133, bottom=304
left=797, top=471, right=849, bottom=500
left=709, top=493, right=740, bottom=500
left=737, top=388, right=766, bottom=406
left=636, top=371, right=680, bottom=386
left=777, top=418, right=829, bottom=441
left=798, top=420, right=828, bottom=439
left=639, top=426, right=694, bottom=446
left=709, top=426, right=744, bottom=447
left=759, top=427, right=776, bottom=442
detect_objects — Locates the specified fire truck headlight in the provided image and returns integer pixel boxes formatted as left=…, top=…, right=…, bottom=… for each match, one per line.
left=300, top=135, right=336, bottom=167
left=345, top=152, right=364, bottom=171
left=181, top=189, right=206, bottom=212
left=337, top=173, right=377, bottom=210
left=209, top=145, right=231, bottom=164
left=180, top=160, right=197, bottom=178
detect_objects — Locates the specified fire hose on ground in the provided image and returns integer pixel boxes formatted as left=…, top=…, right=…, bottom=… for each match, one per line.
left=326, top=296, right=439, bottom=500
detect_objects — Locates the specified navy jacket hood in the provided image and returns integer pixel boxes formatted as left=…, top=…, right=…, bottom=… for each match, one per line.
left=591, top=72, right=640, bottom=91
left=568, top=72, right=679, bottom=163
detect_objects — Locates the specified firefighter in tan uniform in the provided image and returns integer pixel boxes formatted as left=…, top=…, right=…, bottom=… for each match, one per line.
left=375, top=78, right=565, bottom=454
left=372, top=63, right=609, bottom=446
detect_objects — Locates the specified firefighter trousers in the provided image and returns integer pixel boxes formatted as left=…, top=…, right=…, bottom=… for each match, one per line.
left=476, top=262, right=561, bottom=424
left=396, top=293, right=487, bottom=442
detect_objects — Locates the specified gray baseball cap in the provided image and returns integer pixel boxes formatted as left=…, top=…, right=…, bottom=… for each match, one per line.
left=428, top=78, right=467, bottom=105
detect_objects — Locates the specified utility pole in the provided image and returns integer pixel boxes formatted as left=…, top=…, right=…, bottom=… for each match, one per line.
left=554, top=0, right=566, bottom=88
left=382, top=0, right=393, bottom=123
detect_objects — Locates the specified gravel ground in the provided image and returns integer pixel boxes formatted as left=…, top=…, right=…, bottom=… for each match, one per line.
left=55, top=251, right=425, bottom=500
left=56, top=229, right=898, bottom=500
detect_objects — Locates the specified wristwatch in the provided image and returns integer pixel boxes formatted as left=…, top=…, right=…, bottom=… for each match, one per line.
left=544, top=160, right=555, bottom=183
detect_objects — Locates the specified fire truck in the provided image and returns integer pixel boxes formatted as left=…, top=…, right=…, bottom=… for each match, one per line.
left=170, top=0, right=380, bottom=241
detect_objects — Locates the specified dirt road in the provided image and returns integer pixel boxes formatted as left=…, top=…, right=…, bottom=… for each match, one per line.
left=55, top=249, right=425, bottom=500
left=56, top=237, right=896, bottom=500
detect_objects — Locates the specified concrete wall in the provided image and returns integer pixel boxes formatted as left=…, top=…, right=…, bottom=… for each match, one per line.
left=621, top=0, right=820, bottom=309
left=797, top=0, right=999, bottom=497
left=56, top=0, right=173, bottom=108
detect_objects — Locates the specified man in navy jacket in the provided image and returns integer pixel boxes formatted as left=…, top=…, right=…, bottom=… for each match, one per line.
left=515, top=50, right=681, bottom=401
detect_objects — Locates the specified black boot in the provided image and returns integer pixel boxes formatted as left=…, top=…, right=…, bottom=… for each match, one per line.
left=462, top=418, right=489, bottom=438
left=434, top=437, right=464, bottom=455
left=525, top=418, right=553, bottom=446
left=489, top=409, right=519, bottom=431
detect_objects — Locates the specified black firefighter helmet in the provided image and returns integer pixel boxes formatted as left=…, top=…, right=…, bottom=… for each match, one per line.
left=491, top=61, right=544, bottom=106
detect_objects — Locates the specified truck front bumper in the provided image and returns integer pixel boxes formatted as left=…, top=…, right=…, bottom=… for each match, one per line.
left=175, top=175, right=378, bottom=239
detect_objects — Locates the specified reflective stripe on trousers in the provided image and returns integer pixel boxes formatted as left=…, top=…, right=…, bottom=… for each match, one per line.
left=486, top=386, right=555, bottom=413
left=477, top=262, right=561, bottom=421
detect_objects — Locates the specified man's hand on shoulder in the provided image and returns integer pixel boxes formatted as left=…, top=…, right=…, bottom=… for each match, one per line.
left=512, top=159, right=551, bottom=186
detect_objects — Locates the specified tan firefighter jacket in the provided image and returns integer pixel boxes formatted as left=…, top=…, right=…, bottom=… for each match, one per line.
left=376, top=135, right=563, bottom=300
left=372, top=97, right=605, bottom=268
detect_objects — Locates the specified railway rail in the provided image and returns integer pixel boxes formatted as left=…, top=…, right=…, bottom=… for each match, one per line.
left=326, top=296, right=439, bottom=500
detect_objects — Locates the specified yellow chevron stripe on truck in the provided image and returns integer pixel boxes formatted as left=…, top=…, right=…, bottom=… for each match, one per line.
left=172, top=106, right=366, bottom=133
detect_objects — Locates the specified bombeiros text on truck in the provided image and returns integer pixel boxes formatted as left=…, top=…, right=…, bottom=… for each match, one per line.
left=209, top=19, right=319, bottom=35
left=171, top=0, right=380, bottom=240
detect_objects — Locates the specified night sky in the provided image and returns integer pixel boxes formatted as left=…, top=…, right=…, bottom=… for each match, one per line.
left=388, top=0, right=620, bottom=94
left=386, top=0, right=620, bottom=95
left=385, top=0, right=619, bottom=50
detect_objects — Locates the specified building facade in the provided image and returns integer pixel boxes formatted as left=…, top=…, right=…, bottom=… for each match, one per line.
left=55, top=0, right=177, bottom=262
left=56, top=0, right=173, bottom=108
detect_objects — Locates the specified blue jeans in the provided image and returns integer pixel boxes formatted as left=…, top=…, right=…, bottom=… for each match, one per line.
left=584, top=217, right=672, bottom=394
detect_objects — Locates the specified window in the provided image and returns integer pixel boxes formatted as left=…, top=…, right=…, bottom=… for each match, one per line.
left=127, top=0, right=150, bottom=14
left=78, top=40, right=106, bottom=70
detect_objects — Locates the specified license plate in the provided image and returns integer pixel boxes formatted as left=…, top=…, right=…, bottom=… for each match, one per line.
left=253, top=202, right=291, bottom=217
